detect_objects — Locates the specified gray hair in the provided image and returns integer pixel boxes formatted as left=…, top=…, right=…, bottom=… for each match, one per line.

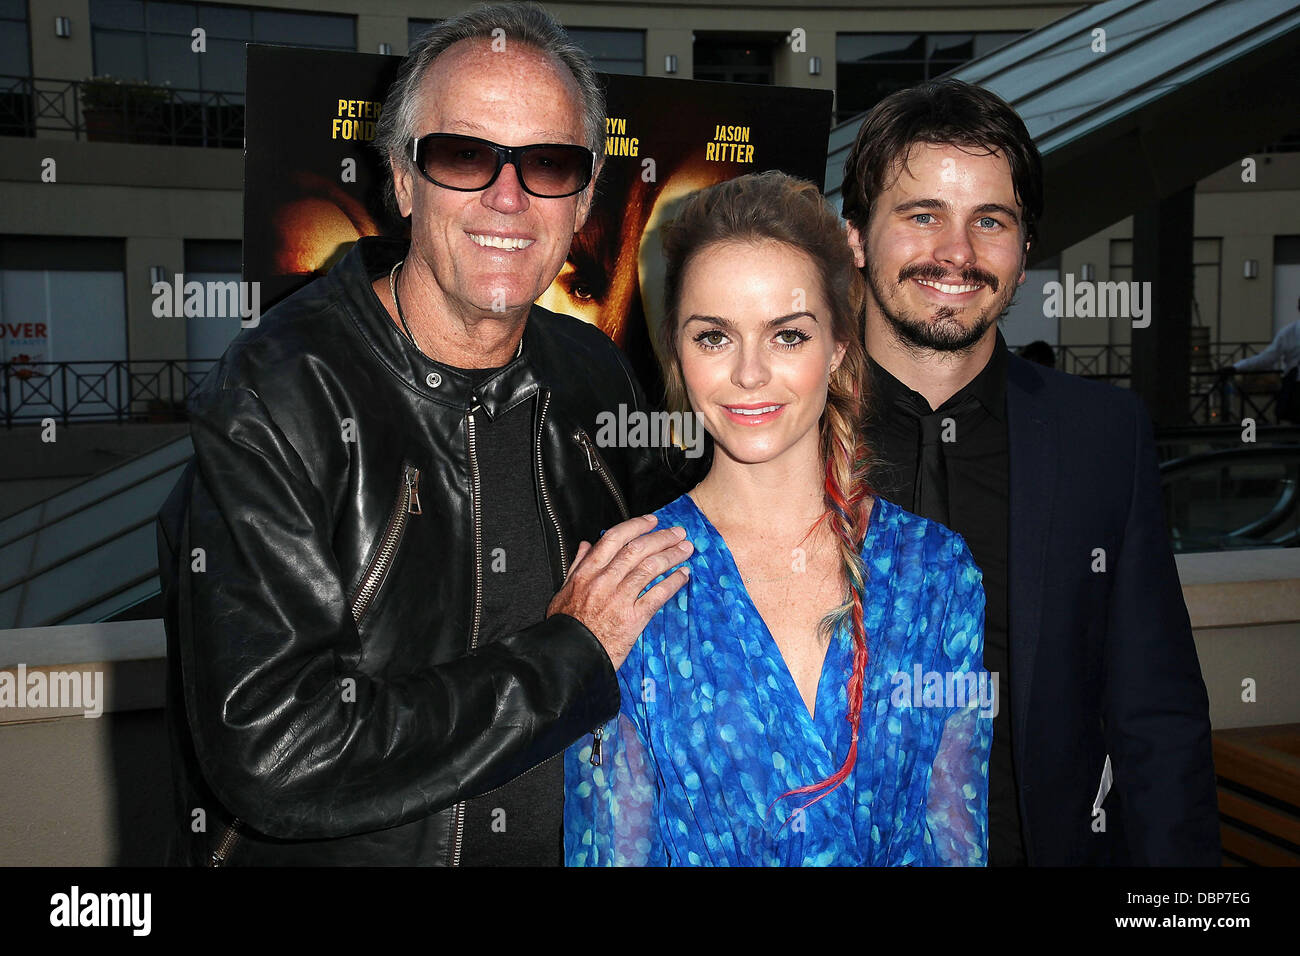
left=372, top=2, right=606, bottom=220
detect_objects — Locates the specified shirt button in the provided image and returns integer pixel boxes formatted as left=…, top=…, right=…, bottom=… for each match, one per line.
left=426, top=371, right=442, bottom=388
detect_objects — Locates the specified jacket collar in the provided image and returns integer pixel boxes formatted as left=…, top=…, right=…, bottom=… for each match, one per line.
left=332, top=236, right=552, bottom=419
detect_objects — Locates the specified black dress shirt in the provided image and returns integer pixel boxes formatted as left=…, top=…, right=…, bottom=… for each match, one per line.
left=864, top=329, right=1027, bottom=866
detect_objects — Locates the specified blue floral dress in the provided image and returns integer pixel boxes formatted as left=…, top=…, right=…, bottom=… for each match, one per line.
left=564, top=493, right=991, bottom=866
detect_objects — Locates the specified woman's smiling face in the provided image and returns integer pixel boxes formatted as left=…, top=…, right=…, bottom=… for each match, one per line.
left=676, top=239, right=845, bottom=468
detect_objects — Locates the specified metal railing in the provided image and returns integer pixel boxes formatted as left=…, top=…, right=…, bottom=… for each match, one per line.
left=0, top=75, right=243, bottom=148
left=1014, top=341, right=1281, bottom=425
left=2, top=359, right=217, bottom=427
left=2, top=343, right=1287, bottom=426
left=1045, top=341, right=1267, bottom=381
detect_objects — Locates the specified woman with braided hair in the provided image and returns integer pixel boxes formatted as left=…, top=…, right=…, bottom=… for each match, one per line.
left=564, top=170, right=991, bottom=866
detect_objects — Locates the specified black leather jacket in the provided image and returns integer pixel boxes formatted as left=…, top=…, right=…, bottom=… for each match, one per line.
left=157, top=237, right=687, bottom=865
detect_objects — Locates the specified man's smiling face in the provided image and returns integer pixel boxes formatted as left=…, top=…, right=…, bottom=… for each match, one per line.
left=393, top=37, right=596, bottom=321
left=848, top=141, right=1028, bottom=354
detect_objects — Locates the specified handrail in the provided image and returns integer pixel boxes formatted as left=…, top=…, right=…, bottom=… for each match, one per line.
left=0, top=74, right=243, bottom=148
left=3, top=358, right=217, bottom=427
left=0, top=443, right=191, bottom=551
left=1160, top=444, right=1300, bottom=549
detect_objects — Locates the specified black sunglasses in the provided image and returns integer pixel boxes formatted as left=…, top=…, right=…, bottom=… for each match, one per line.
left=410, top=133, right=595, bottom=199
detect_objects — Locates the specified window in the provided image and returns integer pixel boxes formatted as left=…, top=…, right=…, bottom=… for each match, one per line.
left=694, top=36, right=773, bottom=85
left=183, top=240, right=242, bottom=361
left=0, top=0, right=31, bottom=138
left=408, top=21, right=643, bottom=76
left=0, top=236, right=128, bottom=371
left=567, top=28, right=644, bottom=76
left=90, top=0, right=356, bottom=96
left=835, top=31, right=1024, bottom=124
left=1111, top=237, right=1222, bottom=346
left=0, top=0, right=29, bottom=78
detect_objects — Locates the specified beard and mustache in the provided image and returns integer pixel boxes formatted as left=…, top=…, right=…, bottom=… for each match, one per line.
left=866, top=259, right=1018, bottom=354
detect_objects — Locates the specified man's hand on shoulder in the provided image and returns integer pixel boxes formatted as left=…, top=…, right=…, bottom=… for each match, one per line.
left=547, top=514, right=693, bottom=669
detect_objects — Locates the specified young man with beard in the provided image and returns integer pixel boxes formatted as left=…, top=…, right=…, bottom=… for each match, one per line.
left=841, top=79, right=1219, bottom=865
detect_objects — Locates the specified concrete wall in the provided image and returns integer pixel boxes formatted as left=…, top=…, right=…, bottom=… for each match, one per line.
left=1, top=547, right=1296, bottom=866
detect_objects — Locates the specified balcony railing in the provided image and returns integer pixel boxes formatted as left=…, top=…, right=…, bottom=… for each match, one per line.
left=2, top=359, right=218, bottom=427
left=1016, top=341, right=1280, bottom=425
left=0, top=75, right=243, bottom=148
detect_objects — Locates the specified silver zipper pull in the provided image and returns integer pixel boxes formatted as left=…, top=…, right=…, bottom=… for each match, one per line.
left=574, top=429, right=596, bottom=470
left=589, top=726, right=603, bottom=767
left=405, top=466, right=422, bottom=515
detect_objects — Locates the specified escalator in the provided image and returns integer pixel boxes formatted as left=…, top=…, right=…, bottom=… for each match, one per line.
left=1161, top=431, right=1300, bottom=552
left=0, top=436, right=192, bottom=627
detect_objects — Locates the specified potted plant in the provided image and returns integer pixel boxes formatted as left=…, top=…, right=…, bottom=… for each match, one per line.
left=81, top=76, right=173, bottom=144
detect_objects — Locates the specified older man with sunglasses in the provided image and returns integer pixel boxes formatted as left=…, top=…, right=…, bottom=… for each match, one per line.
left=157, top=3, right=692, bottom=866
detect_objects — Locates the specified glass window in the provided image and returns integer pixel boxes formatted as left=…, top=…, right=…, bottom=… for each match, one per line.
left=147, top=33, right=199, bottom=88
left=837, top=33, right=922, bottom=62
left=0, top=0, right=28, bottom=77
left=90, top=0, right=145, bottom=31
left=199, top=6, right=250, bottom=40
left=928, top=34, right=974, bottom=64
left=146, top=1, right=196, bottom=35
left=836, top=60, right=924, bottom=121
left=568, top=27, right=644, bottom=75
left=0, top=24, right=29, bottom=78
left=252, top=10, right=353, bottom=49
left=835, top=30, right=1028, bottom=124
left=200, top=38, right=245, bottom=92
left=90, top=2, right=355, bottom=94
left=92, top=32, right=148, bottom=82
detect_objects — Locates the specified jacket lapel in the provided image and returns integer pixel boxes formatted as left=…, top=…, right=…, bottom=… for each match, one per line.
left=1005, top=354, right=1055, bottom=770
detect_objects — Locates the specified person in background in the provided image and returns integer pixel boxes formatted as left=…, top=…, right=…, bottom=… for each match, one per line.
left=1223, top=308, right=1300, bottom=423
left=1017, top=340, right=1055, bottom=369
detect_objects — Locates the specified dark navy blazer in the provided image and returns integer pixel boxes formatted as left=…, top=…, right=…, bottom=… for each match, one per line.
left=1005, top=352, right=1220, bottom=865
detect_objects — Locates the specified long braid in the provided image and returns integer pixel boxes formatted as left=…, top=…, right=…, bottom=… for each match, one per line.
left=770, top=340, right=875, bottom=825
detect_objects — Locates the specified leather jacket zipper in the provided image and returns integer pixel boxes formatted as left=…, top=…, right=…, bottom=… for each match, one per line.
left=351, top=463, right=422, bottom=624
left=204, top=464, right=421, bottom=868
left=207, top=818, right=241, bottom=867
left=537, top=390, right=569, bottom=573
left=450, top=407, right=485, bottom=867
left=572, top=428, right=630, bottom=521
left=572, top=430, right=631, bottom=767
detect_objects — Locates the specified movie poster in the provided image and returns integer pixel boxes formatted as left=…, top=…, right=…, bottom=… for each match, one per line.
left=243, top=44, right=833, bottom=397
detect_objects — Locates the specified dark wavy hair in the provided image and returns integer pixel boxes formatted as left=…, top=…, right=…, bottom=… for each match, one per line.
left=841, top=79, right=1043, bottom=247
left=659, top=170, right=875, bottom=820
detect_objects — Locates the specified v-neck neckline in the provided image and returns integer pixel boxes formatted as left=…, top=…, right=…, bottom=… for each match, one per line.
left=681, top=493, right=880, bottom=734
